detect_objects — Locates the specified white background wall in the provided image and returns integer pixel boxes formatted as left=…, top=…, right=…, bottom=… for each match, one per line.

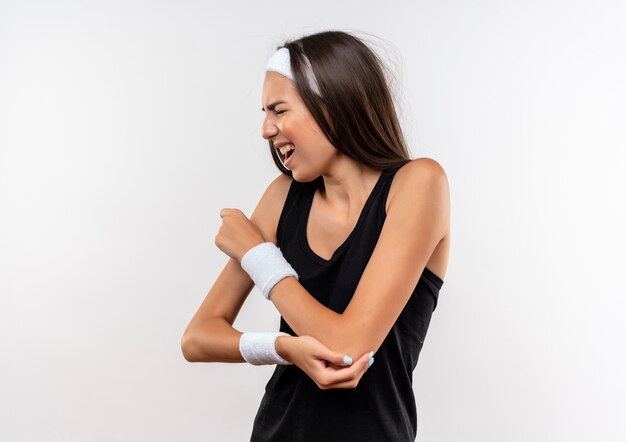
left=1, top=0, right=625, bottom=440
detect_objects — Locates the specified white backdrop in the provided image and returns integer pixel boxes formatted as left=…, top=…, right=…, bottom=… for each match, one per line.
left=1, top=1, right=625, bottom=441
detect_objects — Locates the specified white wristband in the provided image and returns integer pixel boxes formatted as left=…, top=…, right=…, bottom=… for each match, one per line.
left=240, top=242, right=299, bottom=300
left=239, top=332, right=293, bottom=365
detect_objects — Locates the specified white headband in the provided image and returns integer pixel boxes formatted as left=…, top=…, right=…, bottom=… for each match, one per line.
left=265, top=47, right=322, bottom=97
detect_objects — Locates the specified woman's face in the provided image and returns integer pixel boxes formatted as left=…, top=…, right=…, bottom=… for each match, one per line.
left=261, top=71, right=337, bottom=181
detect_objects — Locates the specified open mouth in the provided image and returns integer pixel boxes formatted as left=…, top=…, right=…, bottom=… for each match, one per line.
left=275, top=143, right=295, bottom=164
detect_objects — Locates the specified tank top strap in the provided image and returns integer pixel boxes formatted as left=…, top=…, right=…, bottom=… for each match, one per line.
left=376, top=163, right=404, bottom=220
left=276, top=176, right=303, bottom=248
left=304, top=165, right=400, bottom=213
left=276, top=163, right=405, bottom=256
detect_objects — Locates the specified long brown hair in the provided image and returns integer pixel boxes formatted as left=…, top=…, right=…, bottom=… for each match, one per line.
left=267, top=30, right=412, bottom=175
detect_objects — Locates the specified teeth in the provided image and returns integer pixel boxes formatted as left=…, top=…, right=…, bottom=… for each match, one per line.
left=278, top=144, right=295, bottom=156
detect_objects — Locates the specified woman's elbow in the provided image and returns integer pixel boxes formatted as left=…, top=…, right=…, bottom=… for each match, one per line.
left=338, top=326, right=382, bottom=363
left=181, top=329, right=213, bottom=362
left=181, top=332, right=199, bottom=362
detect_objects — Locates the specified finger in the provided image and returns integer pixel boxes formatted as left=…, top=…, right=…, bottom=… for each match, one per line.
left=322, top=351, right=371, bottom=384
left=326, top=361, right=345, bottom=370
left=361, top=351, right=374, bottom=371
left=323, top=378, right=362, bottom=389
left=316, top=345, right=352, bottom=366
left=363, top=351, right=374, bottom=373
left=319, top=348, right=353, bottom=367
left=322, top=353, right=375, bottom=389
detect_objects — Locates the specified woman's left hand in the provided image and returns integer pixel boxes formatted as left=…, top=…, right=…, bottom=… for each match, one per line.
left=276, top=335, right=373, bottom=390
left=215, top=208, right=266, bottom=263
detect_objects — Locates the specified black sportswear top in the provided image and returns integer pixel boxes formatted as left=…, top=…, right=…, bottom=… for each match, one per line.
left=250, top=164, right=444, bottom=442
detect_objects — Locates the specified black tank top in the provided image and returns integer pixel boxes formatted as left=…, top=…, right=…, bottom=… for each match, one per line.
left=250, top=165, right=444, bottom=442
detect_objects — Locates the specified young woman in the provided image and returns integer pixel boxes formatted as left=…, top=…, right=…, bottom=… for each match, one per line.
left=182, top=30, right=450, bottom=441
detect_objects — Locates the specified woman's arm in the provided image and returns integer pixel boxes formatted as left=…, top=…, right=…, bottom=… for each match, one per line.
left=181, top=173, right=291, bottom=362
left=180, top=256, right=373, bottom=389
left=180, top=174, right=370, bottom=375
left=181, top=256, right=252, bottom=362
left=181, top=172, right=378, bottom=389
left=259, top=159, right=450, bottom=363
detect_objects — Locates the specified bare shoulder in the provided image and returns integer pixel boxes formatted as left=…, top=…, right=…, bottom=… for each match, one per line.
left=249, top=173, right=294, bottom=245
left=272, top=171, right=295, bottom=192
left=395, top=157, right=448, bottom=185
left=387, top=157, right=449, bottom=212
left=384, top=158, right=450, bottom=278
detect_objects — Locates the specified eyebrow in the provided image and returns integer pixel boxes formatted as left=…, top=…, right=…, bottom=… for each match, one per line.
left=261, top=100, right=286, bottom=112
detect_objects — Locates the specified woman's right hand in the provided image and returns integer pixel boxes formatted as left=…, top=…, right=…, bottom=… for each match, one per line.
left=276, top=335, right=374, bottom=390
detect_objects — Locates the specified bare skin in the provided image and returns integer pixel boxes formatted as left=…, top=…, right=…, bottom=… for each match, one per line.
left=181, top=71, right=450, bottom=389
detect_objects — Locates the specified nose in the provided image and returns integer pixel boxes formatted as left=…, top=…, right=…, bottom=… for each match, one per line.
left=261, top=114, right=279, bottom=140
